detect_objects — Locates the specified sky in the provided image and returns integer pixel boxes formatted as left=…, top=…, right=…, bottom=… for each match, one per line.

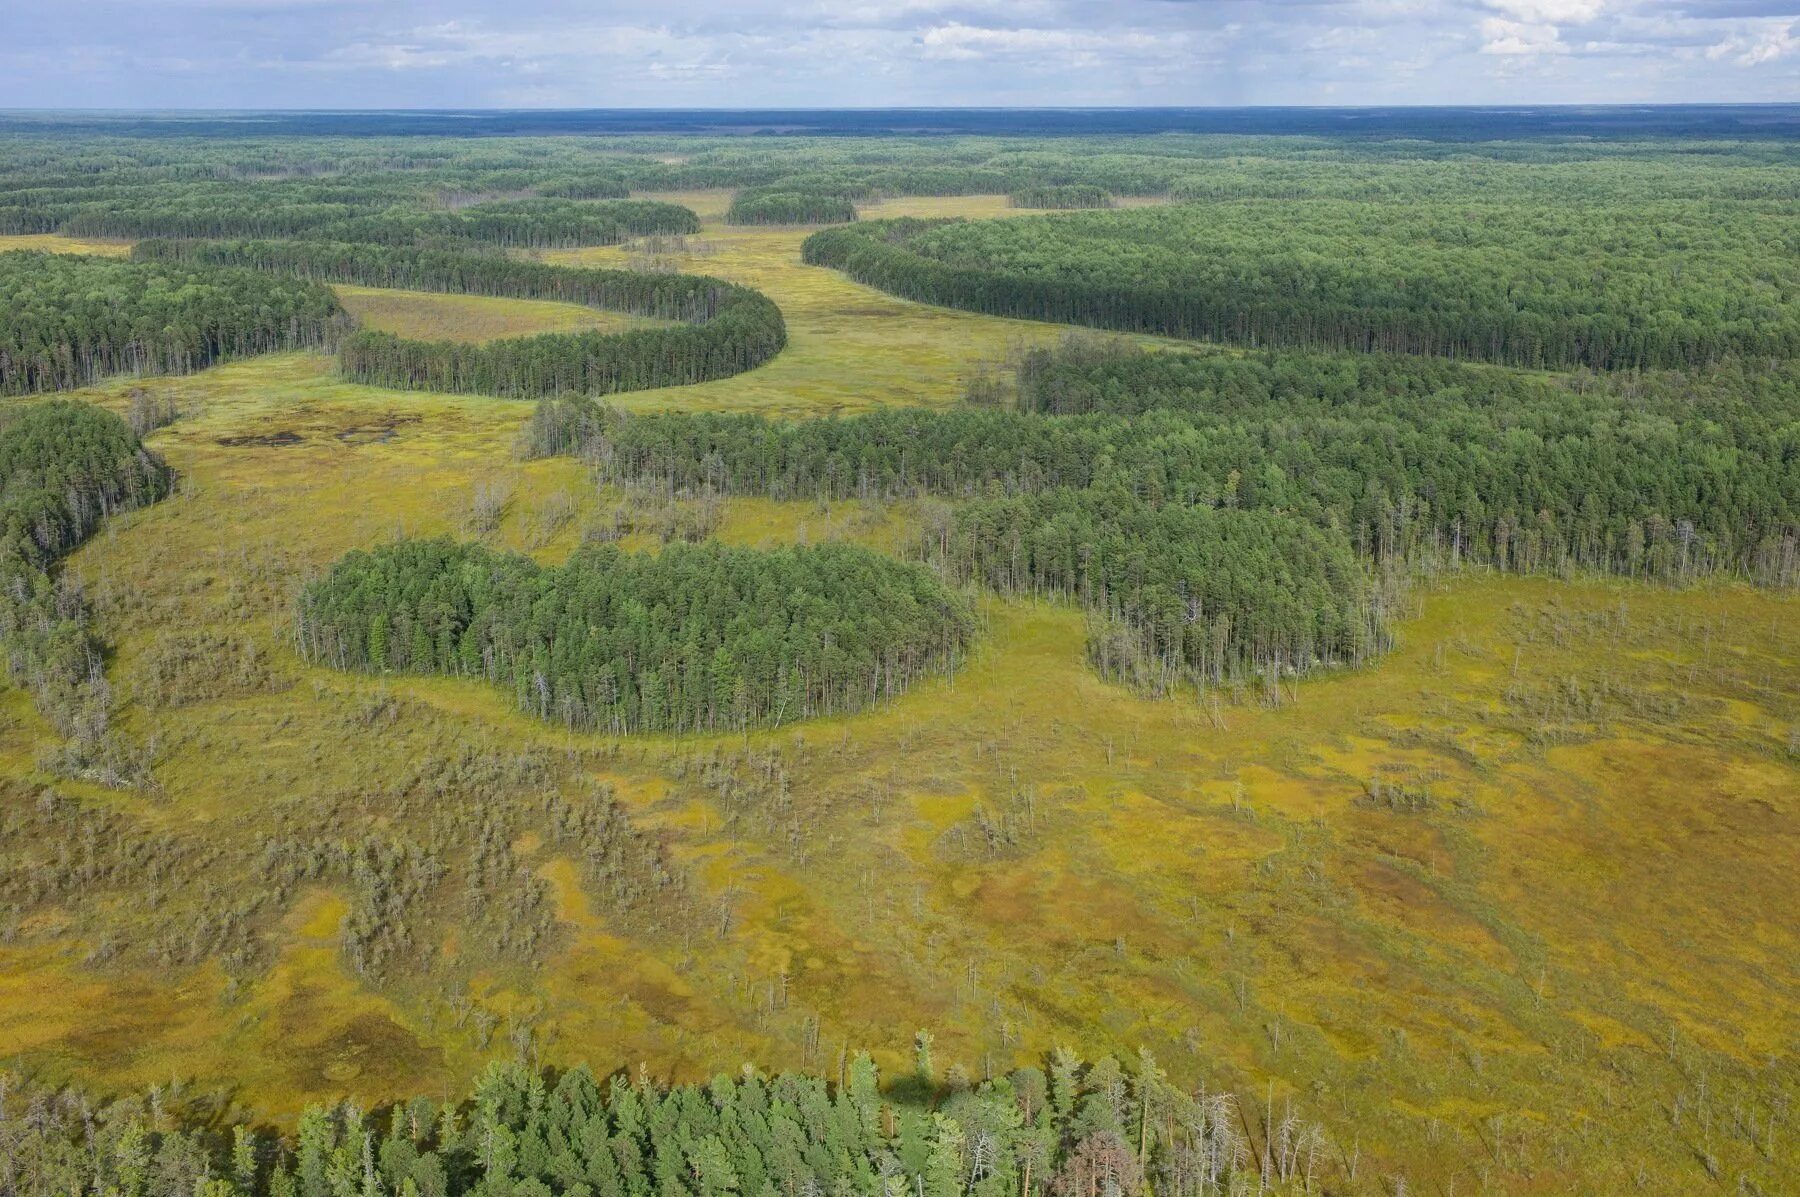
left=0, top=0, right=1796, bottom=109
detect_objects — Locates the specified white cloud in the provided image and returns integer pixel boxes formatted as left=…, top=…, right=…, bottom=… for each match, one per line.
left=916, top=21, right=1168, bottom=63
left=5, top=0, right=1799, bottom=108
left=1484, top=0, right=1607, bottom=23
left=1706, top=18, right=1799, bottom=64
left=1480, top=16, right=1571, bottom=53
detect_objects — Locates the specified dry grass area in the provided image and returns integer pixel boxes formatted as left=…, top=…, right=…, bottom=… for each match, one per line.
left=0, top=233, right=134, bottom=256
left=0, top=200, right=1794, bottom=1196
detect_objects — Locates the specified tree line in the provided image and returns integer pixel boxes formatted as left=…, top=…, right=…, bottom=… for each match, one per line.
left=0, top=251, right=349, bottom=395
left=803, top=202, right=1800, bottom=370
left=1010, top=185, right=1113, bottom=209
left=133, top=239, right=787, bottom=399
left=0, top=1048, right=1316, bottom=1197
left=304, top=199, right=699, bottom=249
left=296, top=538, right=974, bottom=734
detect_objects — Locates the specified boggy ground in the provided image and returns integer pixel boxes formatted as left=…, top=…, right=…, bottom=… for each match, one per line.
left=0, top=199, right=1795, bottom=1195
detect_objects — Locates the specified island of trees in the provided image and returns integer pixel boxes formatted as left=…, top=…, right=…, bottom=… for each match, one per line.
left=297, top=539, right=975, bottom=733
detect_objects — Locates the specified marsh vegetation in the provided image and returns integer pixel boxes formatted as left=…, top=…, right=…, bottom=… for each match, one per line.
left=0, top=118, right=1794, bottom=1196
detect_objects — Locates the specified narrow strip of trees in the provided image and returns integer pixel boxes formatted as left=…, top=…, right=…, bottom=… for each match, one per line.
left=308, top=198, right=699, bottom=249
left=135, top=239, right=788, bottom=399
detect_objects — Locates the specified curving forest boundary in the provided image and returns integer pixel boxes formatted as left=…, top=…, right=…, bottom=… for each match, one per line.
left=297, top=538, right=974, bottom=733
left=804, top=205, right=1800, bottom=370
left=134, top=238, right=788, bottom=399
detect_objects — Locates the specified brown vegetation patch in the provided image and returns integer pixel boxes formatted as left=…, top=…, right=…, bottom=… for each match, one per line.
left=216, top=430, right=304, bottom=448
left=336, top=414, right=423, bottom=445
left=292, top=1011, right=443, bottom=1090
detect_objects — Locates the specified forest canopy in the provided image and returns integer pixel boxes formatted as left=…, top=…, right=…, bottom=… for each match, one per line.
left=726, top=190, right=859, bottom=226
left=803, top=202, right=1800, bottom=369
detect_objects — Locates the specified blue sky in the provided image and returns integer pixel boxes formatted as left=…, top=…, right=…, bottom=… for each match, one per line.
left=2, top=0, right=1796, bottom=108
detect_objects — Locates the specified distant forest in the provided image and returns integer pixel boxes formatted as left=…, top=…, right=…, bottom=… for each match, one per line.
left=804, top=205, right=1800, bottom=369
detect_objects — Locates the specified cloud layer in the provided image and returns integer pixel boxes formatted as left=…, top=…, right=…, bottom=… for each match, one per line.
left=1, top=0, right=1795, bottom=108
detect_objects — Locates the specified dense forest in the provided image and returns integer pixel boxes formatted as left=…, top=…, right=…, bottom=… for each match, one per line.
left=297, top=539, right=974, bottom=733
left=0, top=1050, right=1298, bottom=1197
left=536, top=336, right=1799, bottom=688
left=134, top=239, right=787, bottom=399
left=803, top=203, right=1800, bottom=369
left=5, top=126, right=1799, bottom=242
left=934, top=488, right=1386, bottom=690
left=0, top=251, right=348, bottom=394
left=0, top=400, right=173, bottom=783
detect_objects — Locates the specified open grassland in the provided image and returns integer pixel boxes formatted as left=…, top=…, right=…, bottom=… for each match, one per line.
left=0, top=233, right=133, bottom=257
left=1, top=198, right=1795, bottom=1195
left=333, top=285, right=673, bottom=344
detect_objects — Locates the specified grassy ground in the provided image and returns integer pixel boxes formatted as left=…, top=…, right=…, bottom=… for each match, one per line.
left=0, top=202, right=1794, bottom=1195
left=334, top=285, right=673, bottom=344
left=0, top=233, right=133, bottom=256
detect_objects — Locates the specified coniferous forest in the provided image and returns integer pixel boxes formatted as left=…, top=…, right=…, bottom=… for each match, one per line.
left=554, top=336, right=1797, bottom=687
left=2, top=1052, right=1277, bottom=1197
left=0, top=110, right=1796, bottom=1197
